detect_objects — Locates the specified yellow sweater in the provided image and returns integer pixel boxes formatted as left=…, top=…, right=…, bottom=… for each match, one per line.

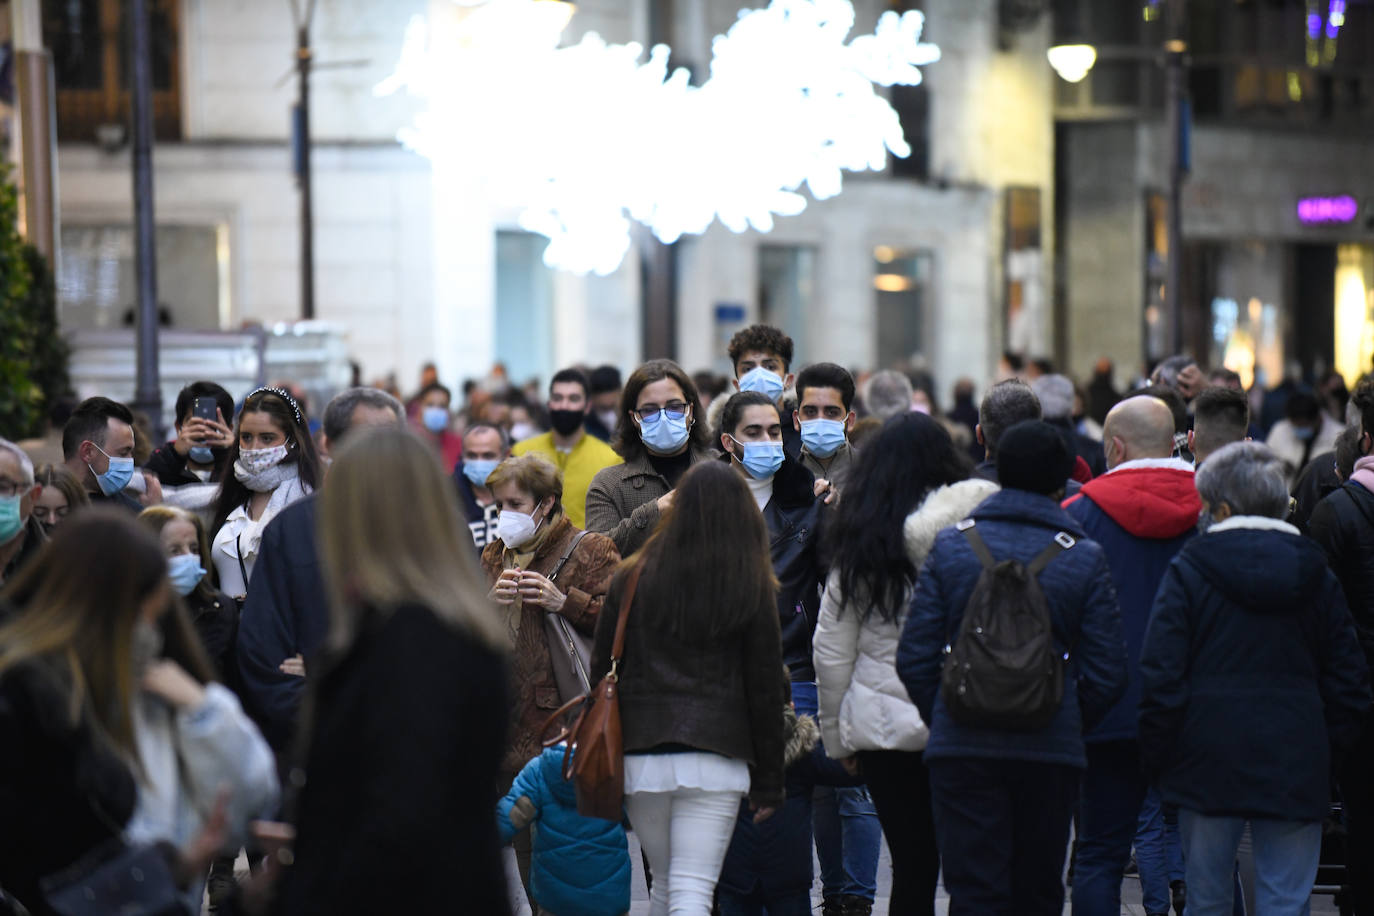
left=511, top=431, right=622, bottom=529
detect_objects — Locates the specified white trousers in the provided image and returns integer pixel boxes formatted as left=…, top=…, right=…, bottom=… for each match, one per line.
left=624, top=786, right=742, bottom=916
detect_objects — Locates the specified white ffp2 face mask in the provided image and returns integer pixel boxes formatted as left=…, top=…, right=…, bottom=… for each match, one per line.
left=497, top=506, right=544, bottom=548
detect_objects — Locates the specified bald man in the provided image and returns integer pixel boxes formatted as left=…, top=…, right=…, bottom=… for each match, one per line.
left=1063, top=394, right=1202, bottom=916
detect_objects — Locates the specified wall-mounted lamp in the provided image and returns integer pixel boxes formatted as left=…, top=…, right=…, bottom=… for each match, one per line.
left=1047, top=43, right=1097, bottom=82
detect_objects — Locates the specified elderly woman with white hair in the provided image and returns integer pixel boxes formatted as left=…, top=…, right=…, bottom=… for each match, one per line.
left=1139, top=441, right=1372, bottom=916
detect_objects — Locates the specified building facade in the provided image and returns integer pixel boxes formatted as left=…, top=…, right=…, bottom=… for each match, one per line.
left=31, top=0, right=1060, bottom=400
left=1055, top=0, right=1374, bottom=389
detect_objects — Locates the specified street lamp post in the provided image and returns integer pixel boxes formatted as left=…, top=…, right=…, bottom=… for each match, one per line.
left=295, top=21, right=315, bottom=321
left=1164, top=35, right=1187, bottom=356
left=130, top=0, right=163, bottom=436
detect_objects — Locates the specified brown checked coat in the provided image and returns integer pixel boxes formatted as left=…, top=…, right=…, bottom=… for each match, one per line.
left=480, top=515, right=621, bottom=774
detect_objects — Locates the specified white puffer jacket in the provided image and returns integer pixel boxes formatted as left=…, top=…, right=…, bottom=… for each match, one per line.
left=813, top=478, right=998, bottom=757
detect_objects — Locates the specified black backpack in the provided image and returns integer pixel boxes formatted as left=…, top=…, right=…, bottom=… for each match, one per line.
left=940, top=519, right=1076, bottom=731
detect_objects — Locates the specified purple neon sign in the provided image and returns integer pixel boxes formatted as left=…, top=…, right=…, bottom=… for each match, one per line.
left=1298, top=195, right=1359, bottom=225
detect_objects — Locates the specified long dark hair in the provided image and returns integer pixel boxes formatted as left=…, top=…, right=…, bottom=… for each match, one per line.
left=0, top=510, right=169, bottom=763
left=211, top=388, right=321, bottom=536
left=825, top=413, right=971, bottom=623
left=631, top=461, right=777, bottom=641
left=612, top=359, right=711, bottom=462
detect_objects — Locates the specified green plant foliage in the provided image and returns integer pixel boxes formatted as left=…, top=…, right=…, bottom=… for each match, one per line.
left=0, top=164, right=69, bottom=439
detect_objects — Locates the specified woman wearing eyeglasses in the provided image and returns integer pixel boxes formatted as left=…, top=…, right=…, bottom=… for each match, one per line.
left=586, top=360, right=715, bottom=557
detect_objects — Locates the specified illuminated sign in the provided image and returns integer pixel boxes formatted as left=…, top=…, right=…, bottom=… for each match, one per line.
left=377, top=0, right=940, bottom=275
left=1298, top=195, right=1358, bottom=225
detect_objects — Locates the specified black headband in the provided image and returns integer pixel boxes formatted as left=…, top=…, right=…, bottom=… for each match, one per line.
left=246, top=386, right=305, bottom=427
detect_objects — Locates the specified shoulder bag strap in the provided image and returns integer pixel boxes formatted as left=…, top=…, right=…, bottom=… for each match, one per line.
left=1027, top=531, right=1076, bottom=576
left=235, top=532, right=249, bottom=594
left=609, top=562, right=644, bottom=671
left=547, top=529, right=590, bottom=584
left=957, top=519, right=997, bottom=570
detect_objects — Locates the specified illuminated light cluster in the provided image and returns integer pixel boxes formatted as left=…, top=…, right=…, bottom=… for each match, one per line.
left=1297, top=195, right=1359, bottom=225
left=376, top=0, right=940, bottom=275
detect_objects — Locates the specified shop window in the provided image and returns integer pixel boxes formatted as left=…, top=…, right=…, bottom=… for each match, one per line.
left=873, top=247, right=934, bottom=369
left=758, top=245, right=817, bottom=366
left=1004, top=187, right=1044, bottom=358
left=1334, top=244, right=1374, bottom=386
left=57, top=223, right=227, bottom=330
left=42, top=0, right=182, bottom=143
left=495, top=231, right=555, bottom=387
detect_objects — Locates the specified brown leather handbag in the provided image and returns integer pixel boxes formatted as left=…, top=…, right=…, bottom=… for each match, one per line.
left=540, top=561, right=643, bottom=822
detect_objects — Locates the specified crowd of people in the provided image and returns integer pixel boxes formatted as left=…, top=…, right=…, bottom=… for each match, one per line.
left=0, top=323, right=1372, bottom=916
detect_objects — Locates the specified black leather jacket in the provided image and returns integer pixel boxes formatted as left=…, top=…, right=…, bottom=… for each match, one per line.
left=718, top=454, right=825, bottom=682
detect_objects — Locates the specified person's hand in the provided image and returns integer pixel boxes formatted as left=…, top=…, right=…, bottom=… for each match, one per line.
left=750, top=802, right=777, bottom=824
left=813, top=478, right=836, bottom=506
left=251, top=820, right=296, bottom=864
left=234, top=821, right=297, bottom=915
left=489, top=568, right=521, bottom=605
left=840, top=756, right=860, bottom=777
left=279, top=654, right=305, bottom=678
left=656, top=490, right=675, bottom=513
left=1176, top=364, right=1206, bottom=400
left=519, top=570, right=566, bottom=612
left=143, top=660, right=207, bottom=709
left=138, top=473, right=163, bottom=508
left=179, top=790, right=229, bottom=878
left=173, top=411, right=235, bottom=457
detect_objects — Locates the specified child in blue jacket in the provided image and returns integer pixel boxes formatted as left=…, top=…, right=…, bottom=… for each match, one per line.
left=497, top=744, right=631, bottom=916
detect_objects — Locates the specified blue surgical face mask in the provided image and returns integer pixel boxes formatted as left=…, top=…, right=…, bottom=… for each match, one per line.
left=800, top=418, right=847, bottom=458
left=167, top=553, right=207, bottom=597
left=89, top=444, right=135, bottom=496
left=463, top=458, right=500, bottom=489
left=0, top=494, right=24, bottom=545
left=1294, top=424, right=1316, bottom=442
left=639, top=410, right=691, bottom=454
left=188, top=445, right=215, bottom=465
left=729, top=436, right=785, bottom=481
left=738, top=366, right=785, bottom=403
left=422, top=405, right=450, bottom=434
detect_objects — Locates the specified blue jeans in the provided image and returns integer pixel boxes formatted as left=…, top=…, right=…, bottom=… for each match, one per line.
left=788, top=681, right=880, bottom=901
left=1178, top=810, right=1321, bottom=916
left=813, top=786, right=880, bottom=900
left=1072, top=740, right=1149, bottom=916
left=1136, top=786, right=1184, bottom=914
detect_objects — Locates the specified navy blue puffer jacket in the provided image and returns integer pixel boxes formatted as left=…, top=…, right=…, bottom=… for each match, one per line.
left=896, top=488, right=1128, bottom=768
left=1139, top=518, right=1371, bottom=822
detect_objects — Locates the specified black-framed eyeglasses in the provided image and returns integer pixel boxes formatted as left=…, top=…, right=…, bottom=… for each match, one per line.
left=634, top=401, right=689, bottom=422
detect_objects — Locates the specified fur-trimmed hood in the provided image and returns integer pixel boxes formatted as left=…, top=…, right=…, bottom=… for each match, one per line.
left=812, top=477, right=998, bottom=757
left=903, top=479, right=1001, bottom=568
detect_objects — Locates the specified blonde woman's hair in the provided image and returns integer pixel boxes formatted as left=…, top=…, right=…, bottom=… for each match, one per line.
left=319, top=427, right=506, bottom=653
left=34, top=463, right=90, bottom=514
left=0, top=509, right=169, bottom=769
left=486, top=453, right=564, bottom=516
left=138, top=505, right=217, bottom=600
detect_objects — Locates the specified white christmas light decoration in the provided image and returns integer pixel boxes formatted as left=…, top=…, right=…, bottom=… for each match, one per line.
left=376, top=0, right=940, bottom=275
